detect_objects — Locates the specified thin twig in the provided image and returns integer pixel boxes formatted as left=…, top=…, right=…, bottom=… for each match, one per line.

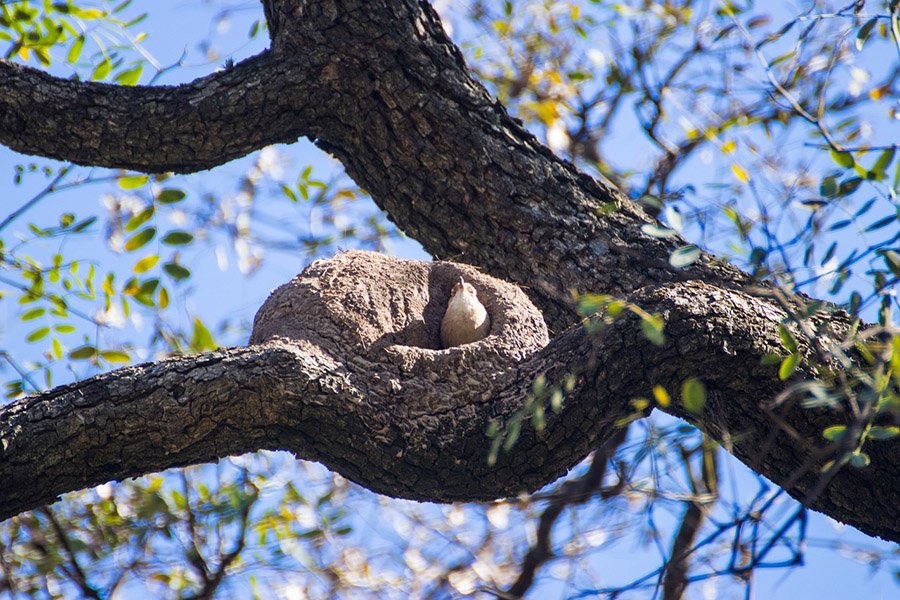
left=503, top=427, right=628, bottom=599
left=0, top=166, right=74, bottom=234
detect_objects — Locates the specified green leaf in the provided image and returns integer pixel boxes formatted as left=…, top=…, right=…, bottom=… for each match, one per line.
left=32, top=34, right=54, bottom=57
left=124, top=227, right=156, bottom=252
left=769, top=49, right=795, bottom=67
left=664, top=206, right=684, bottom=231
left=820, top=242, right=837, bottom=266
left=101, top=350, right=131, bottom=363
left=161, top=231, right=194, bottom=246
left=822, top=425, right=846, bottom=442
left=849, top=292, right=862, bottom=315
left=830, top=150, right=854, bottom=169
left=883, top=251, right=900, bottom=277
left=895, top=153, right=900, bottom=189
left=550, top=388, right=563, bottom=413
left=74, top=8, right=108, bottom=19
left=640, top=315, right=665, bottom=346
left=856, top=18, right=877, bottom=51
left=503, top=418, right=522, bottom=452
left=21, top=308, right=46, bottom=321
left=54, top=324, right=76, bottom=334
left=118, top=174, right=149, bottom=190
left=873, top=147, right=896, bottom=176
left=779, top=353, right=800, bottom=380
left=91, top=56, right=112, bottom=81
left=115, top=64, right=143, bottom=86
left=133, top=278, right=160, bottom=305
left=26, top=327, right=50, bottom=342
left=596, top=201, right=618, bottom=216
left=164, top=262, right=191, bottom=281
left=281, top=184, right=298, bottom=203
left=67, top=35, right=84, bottom=63
left=125, top=206, right=154, bottom=231
left=669, top=245, right=701, bottom=268
left=157, top=188, right=186, bottom=204
left=69, top=345, right=98, bottom=360
left=868, top=426, right=899, bottom=440
left=760, top=352, right=782, bottom=366
left=777, top=324, right=798, bottom=353
left=533, top=403, right=545, bottom=431
left=641, top=224, right=677, bottom=238
left=72, top=216, right=97, bottom=232
left=838, top=177, right=862, bottom=196
left=681, top=378, right=706, bottom=414
left=190, top=317, right=217, bottom=352
left=820, top=175, right=837, bottom=198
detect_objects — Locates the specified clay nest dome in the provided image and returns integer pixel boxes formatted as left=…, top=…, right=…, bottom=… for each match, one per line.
left=251, top=251, right=549, bottom=417
left=249, top=251, right=557, bottom=500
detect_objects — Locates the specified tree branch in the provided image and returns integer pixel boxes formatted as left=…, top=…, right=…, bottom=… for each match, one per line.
left=2, top=277, right=896, bottom=541
left=0, top=50, right=333, bottom=173
left=0, top=330, right=629, bottom=523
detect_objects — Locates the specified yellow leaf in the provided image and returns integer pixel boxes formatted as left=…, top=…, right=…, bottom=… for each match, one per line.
left=133, top=255, right=159, bottom=274
left=722, top=140, right=736, bottom=154
left=652, top=385, right=670, bottom=407
left=731, top=164, right=750, bottom=183
left=869, top=86, right=886, bottom=101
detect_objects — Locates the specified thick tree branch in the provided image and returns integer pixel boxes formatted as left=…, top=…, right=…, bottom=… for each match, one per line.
left=0, top=51, right=330, bottom=173
left=0, top=327, right=628, bottom=523
left=2, top=279, right=897, bottom=541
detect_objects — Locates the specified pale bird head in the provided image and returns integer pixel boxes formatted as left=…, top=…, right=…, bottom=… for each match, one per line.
left=450, top=276, right=478, bottom=300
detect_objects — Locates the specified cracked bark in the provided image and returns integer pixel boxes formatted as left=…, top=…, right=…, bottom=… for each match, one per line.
left=0, top=0, right=897, bottom=541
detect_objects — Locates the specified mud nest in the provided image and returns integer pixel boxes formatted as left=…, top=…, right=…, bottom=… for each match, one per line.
left=251, top=251, right=548, bottom=417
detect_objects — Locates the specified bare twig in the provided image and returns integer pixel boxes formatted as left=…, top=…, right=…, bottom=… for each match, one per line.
left=39, top=507, right=102, bottom=600
left=0, top=165, right=73, bottom=234
left=504, top=427, right=629, bottom=599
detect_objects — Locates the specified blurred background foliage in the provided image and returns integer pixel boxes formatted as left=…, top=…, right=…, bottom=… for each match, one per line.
left=0, top=0, right=898, bottom=598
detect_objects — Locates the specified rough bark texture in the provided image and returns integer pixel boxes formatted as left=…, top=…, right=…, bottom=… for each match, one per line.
left=0, top=0, right=897, bottom=541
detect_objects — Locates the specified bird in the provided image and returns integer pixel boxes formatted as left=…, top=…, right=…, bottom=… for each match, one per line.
left=441, top=277, right=491, bottom=348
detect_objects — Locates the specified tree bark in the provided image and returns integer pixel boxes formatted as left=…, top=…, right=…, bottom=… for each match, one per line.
left=0, top=0, right=896, bottom=541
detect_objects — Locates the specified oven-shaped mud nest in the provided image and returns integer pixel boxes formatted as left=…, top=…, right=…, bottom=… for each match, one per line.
left=250, top=251, right=549, bottom=418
